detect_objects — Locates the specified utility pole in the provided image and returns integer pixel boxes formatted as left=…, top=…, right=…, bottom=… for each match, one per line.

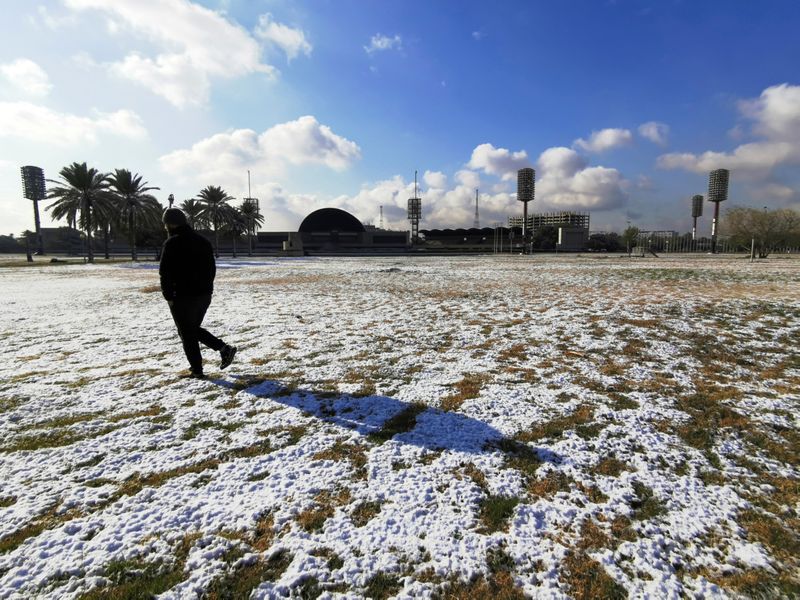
left=473, top=189, right=480, bottom=228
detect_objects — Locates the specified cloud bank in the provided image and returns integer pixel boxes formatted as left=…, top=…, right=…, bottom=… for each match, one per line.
left=0, top=59, right=52, bottom=97
left=657, top=83, right=800, bottom=177
left=62, top=0, right=281, bottom=107
left=0, top=101, right=146, bottom=145
left=159, top=115, right=361, bottom=185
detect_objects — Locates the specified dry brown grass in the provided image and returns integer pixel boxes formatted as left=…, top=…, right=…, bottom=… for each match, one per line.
left=351, top=500, right=382, bottom=527
left=297, top=488, right=351, bottom=532
left=576, top=518, right=611, bottom=551
left=139, top=285, right=161, bottom=294
left=0, top=504, right=84, bottom=554
left=251, top=512, right=275, bottom=551
left=441, top=373, right=490, bottom=412
left=462, top=463, right=488, bottom=491
left=527, top=470, right=573, bottom=499
left=561, top=550, right=627, bottom=600
left=434, top=572, right=526, bottom=599
left=594, top=456, right=629, bottom=477
left=517, top=405, right=595, bottom=442
left=497, top=343, right=528, bottom=363
left=241, top=275, right=329, bottom=286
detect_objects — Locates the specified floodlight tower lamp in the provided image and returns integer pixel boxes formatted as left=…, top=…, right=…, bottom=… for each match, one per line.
left=691, top=194, right=703, bottom=241
left=20, top=165, right=46, bottom=255
left=516, top=168, right=535, bottom=253
left=707, top=169, right=729, bottom=253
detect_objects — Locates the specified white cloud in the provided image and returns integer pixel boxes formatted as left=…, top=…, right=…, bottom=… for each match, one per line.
left=658, top=83, right=800, bottom=177
left=254, top=13, right=312, bottom=61
left=739, top=82, right=800, bottom=141
left=472, top=31, right=485, bottom=40
left=63, top=0, right=277, bottom=108
left=239, top=142, right=629, bottom=231
left=159, top=115, right=361, bottom=185
left=0, top=59, right=53, bottom=97
left=455, top=170, right=481, bottom=189
left=34, top=5, right=77, bottom=29
left=638, top=121, right=669, bottom=145
left=0, top=101, right=146, bottom=145
left=536, top=146, right=627, bottom=210
left=364, top=34, right=402, bottom=54
left=573, top=128, right=633, bottom=153
left=423, top=170, right=447, bottom=188
left=467, top=143, right=530, bottom=180
left=328, top=175, right=516, bottom=230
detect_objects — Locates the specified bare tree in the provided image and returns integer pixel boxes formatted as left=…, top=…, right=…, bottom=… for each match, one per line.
left=723, top=207, right=800, bottom=258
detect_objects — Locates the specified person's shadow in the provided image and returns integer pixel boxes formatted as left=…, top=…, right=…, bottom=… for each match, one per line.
left=212, top=376, right=561, bottom=464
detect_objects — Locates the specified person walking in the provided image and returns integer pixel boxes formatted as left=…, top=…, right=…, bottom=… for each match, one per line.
left=159, top=208, right=236, bottom=379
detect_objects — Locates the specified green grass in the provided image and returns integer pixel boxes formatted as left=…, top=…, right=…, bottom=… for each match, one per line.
left=0, top=424, right=120, bottom=453
left=487, top=438, right=541, bottom=479
left=478, top=495, right=521, bottom=533
left=205, top=549, right=291, bottom=600
left=364, top=572, right=402, bottom=600
left=0, top=395, right=27, bottom=413
left=630, top=482, right=666, bottom=521
left=80, top=534, right=199, bottom=599
left=0, top=505, right=82, bottom=555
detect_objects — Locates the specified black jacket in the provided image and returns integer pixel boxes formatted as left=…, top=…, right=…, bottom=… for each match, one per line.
left=159, top=225, right=216, bottom=301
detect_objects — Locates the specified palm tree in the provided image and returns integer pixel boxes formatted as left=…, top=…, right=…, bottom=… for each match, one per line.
left=239, top=199, right=265, bottom=256
left=46, top=162, right=112, bottom=263
left=222, top=206, right=247, bottom=258
left=108, top=169, right=161, bottom=261
left=195, top=185, right=234, bottom=257
left=180, top=199, right=204, bottom=229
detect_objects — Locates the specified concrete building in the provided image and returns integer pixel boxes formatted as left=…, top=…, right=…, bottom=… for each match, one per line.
left=507, top=211, right=590, bottom=251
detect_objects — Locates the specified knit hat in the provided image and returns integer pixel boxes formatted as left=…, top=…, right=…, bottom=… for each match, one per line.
left=163, top=208, right=188, bottom=227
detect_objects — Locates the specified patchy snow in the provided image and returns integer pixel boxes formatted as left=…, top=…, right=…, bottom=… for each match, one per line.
left=0, top=255, right=798, bottom=599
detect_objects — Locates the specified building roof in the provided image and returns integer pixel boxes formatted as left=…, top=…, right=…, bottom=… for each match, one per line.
left=298, top=208, right=365, bottom=233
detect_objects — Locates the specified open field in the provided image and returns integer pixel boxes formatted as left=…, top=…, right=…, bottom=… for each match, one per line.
left=0, top=255, right=798, bottom=599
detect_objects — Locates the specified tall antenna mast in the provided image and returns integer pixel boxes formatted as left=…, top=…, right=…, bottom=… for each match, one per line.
left=407, top=169, right=422, bottom=244
left=247, top=169, right=251, bottom=199
left=474, top=188, right=480, bottom=228
left=379, top=205, right=384, bottom=229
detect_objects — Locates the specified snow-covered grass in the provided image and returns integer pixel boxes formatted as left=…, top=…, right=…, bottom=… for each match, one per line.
left=0, top=254, right=798, bottom=599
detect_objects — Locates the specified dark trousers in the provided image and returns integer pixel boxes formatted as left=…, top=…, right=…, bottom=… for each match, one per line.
left=169, top=294, right=225, bottom=373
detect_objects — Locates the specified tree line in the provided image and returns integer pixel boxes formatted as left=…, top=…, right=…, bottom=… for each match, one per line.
left=39, top=162, right=264, bottom=261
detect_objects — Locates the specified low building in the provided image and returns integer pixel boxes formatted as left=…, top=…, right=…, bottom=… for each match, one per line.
left=254, top=208, right=409, bottom=254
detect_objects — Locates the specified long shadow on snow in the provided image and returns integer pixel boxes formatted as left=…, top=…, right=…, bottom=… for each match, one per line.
left=212, top=376, right=561, bottom=464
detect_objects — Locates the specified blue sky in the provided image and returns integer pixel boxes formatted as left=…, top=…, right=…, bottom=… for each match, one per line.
left=1, top=0, right=799, bottom=235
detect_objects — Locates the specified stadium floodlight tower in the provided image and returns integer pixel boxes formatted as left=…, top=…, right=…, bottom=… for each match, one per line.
left=707, top=168, right=729, bottom=253
left=517, top=167, right=535, bottom=252
left=20, top=165, right=46, bottom=255
left=691, top=195, right=703, bottom=241
left=407, top=170, right=422, bottom=244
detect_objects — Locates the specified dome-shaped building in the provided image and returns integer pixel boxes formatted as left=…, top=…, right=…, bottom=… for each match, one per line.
left=255, top=207, right=408, bottom=255
left=298, top=208, right=366, bottom=233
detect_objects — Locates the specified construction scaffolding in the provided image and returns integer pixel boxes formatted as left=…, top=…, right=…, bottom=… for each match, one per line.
left=508, top=211, right=590, bottom=232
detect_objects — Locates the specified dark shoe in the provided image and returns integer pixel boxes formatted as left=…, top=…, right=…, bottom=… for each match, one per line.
left=220, top=345, right=237, bottom=370
left=180, top=371, right=206, bottom=380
